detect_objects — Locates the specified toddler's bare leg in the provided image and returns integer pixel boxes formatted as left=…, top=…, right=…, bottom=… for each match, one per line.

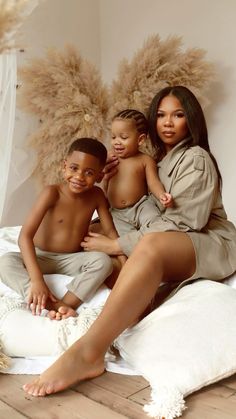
left=23, top=232, right=195, bottom=396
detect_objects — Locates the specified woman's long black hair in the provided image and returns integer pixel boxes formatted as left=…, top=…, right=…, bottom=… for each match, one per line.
left=147, top=85, right=221, bottom=185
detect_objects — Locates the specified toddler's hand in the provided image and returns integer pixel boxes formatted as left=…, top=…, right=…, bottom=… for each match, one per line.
left=159, top=192, right=173, bottom=208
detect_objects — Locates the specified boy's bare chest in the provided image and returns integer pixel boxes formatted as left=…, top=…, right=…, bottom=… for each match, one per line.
left=48, top=196, right=97, bottom=228
left=35, top=190, right=100, bottom=252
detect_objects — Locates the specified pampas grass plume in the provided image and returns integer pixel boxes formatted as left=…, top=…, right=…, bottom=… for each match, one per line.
left=0, top=0, right=29, bottom=53
left=18, top=45, right=109, bottom=184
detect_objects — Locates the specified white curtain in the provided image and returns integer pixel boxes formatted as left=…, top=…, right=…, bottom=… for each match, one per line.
left=0, top=0, right=40, bottom=227
left=0, top=53, right=17, bottom=223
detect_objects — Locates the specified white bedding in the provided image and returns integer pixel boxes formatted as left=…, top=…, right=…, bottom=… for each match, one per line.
left=1, top=226, right=236, bottom=418
left=0, top=226, right=136, bottom=376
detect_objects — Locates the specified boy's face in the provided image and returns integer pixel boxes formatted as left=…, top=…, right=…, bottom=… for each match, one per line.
left=111, top=119, right=145, bottom=158
left=63, top=151, right=103, bottom=194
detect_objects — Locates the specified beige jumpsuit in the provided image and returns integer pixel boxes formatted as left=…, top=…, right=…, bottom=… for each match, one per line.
left=118, top=139, right=236, bottom=282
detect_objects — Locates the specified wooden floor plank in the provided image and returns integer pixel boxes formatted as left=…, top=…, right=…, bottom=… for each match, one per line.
left=0, top=399, right=27, bottom=419
left=185, top=389, right=236, bottom=418
left=91, top=371, right=149, bottom=397
left=1, top=371, right=236, bottom=419
left=0, top=374, right=127, bottom=419
left=182, top=403, right=235, bottom=419
left=128, top=387, right=151, bottom=406
left=220, top=373, right=236, bottom=391
left=76, top=381, right=149, bottom=419
left=194, top=382, right=236, bottom=399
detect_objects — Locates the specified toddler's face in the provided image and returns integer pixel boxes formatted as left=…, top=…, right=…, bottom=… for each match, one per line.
left=111, top=119, right=143, bottom=158
left=63, top=151, right=103, bottom=194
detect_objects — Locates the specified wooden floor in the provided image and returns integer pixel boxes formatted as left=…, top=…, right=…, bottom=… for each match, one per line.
left=0, top=371, right=236, bottom=418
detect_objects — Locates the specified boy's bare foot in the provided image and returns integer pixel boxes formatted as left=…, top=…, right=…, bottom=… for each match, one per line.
left=47, top=306, right=77, bottom=320
left=23, top=340, right=105, bottom=396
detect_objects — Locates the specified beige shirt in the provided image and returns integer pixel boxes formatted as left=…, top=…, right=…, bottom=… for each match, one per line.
left=154, top=139, right=235, bottom=240
left=118, top=139, right=236, bottom=279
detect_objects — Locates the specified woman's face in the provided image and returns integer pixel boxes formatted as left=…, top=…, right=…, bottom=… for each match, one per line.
left=156, top=95, right=189, bottom=153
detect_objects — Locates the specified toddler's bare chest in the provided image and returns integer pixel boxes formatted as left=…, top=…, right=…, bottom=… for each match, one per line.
left=113, top=160, right=145, bottom=183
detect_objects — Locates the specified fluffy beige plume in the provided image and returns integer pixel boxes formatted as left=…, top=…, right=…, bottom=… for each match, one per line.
left=18, top=36, right=215, bottom=183
left=108, top=35, right=215, bottom=156
left=18, top=45, right=109, bottom=184
left=0, top=0, right=29, bottom=53
left=109, top=34, right=215, bottom=117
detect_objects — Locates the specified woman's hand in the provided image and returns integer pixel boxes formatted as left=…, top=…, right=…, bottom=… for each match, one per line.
left=81, top=231, right=121, bottom=255
left=28, top=281, right=57, bottom=315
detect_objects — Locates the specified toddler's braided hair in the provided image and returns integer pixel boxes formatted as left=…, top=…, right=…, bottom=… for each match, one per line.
left=112, top=109, right=148, bottom=135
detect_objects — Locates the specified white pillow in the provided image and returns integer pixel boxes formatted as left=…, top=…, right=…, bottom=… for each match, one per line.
left=115, top=280, right=236, bottom=419
left=0, top=297, right=103, bottom=358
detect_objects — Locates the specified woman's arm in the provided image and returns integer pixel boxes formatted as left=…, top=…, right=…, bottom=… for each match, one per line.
left=160, top=150, right=218, bottom=231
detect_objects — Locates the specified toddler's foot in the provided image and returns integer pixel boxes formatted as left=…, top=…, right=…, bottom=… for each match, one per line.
left=47, top=305, right=77, bottom=320
left=23, top=340, right=105, bottom=396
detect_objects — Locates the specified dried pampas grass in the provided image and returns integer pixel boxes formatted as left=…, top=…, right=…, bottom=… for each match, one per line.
left=18, top=35, right=215, bottom=184
left=108, top=35, right=215, bottom=156
left=0, top=0, right=29, bottom=53
left=109, top=35, right=215, bottom=118
left=18, top=45, right=109, bottom=184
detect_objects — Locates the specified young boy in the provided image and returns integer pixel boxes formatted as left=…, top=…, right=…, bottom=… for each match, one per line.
left=0, top=138, right=124, bottom=319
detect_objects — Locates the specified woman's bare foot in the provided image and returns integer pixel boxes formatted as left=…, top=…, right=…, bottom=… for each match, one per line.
left=47, top=305, right=77, bottom=320
left=23, top=339, right=105, bottom=396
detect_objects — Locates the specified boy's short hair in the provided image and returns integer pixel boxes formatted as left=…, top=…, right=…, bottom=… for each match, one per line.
left=67, top=138, right=107, bottom=167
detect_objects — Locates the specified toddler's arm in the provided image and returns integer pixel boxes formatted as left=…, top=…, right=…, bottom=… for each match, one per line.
left=144, top=155, right=173, bottom=208
left=159, top=192, right=173, bottom=208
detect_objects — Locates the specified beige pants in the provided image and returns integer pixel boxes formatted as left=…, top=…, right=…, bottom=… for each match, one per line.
left=110, top=194, right=160, bottom=237
left=0, top=249, right=113, bottom=302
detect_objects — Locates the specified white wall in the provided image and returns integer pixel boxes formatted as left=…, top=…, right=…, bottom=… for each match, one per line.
left=100, top=0, right=236, bottom=224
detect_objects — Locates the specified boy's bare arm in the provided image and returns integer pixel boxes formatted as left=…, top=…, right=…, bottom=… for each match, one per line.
left=144, top=155, right=173, bottom=208
left=18, top=186, right=58, bottom=314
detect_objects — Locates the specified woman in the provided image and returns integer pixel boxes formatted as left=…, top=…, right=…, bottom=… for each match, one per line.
left=23, top=86, right=236, bottom=396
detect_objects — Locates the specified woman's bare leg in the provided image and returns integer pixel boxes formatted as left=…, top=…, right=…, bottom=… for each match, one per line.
left=23, top=232, right=195, bottom=396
